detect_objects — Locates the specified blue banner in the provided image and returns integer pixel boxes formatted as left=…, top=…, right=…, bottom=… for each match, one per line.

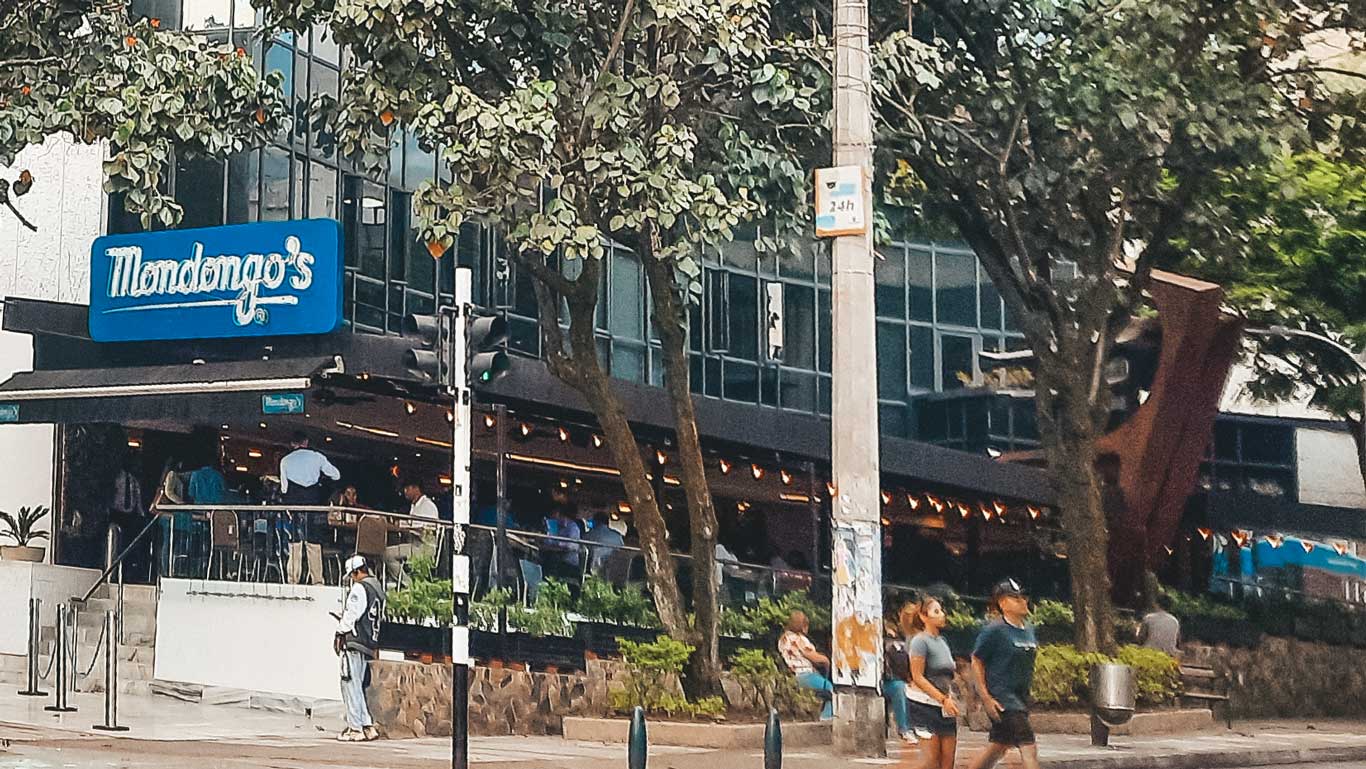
left=89, top=219, right=343, bottom=342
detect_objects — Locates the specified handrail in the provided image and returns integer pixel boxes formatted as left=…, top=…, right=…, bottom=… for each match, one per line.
left=78, top=513, right=162, bottom=604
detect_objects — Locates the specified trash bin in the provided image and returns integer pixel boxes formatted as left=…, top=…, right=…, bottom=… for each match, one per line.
left=1089, top=663, right=1135, bottom=746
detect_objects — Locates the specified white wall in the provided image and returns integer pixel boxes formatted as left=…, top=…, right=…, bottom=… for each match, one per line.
left=1297, top=427, right=1366, bottom=509
left=0, top=134, right=105, bottom=557
left=155, top=579, right=347, bottom=701
left=0, top=561, right=99, bottom=655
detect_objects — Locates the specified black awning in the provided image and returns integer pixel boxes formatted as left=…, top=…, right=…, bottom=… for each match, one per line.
left=0, top=356, right=342, bottom=402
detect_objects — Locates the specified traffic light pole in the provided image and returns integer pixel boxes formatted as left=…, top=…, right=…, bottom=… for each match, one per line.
left=450, top=267, right=474, bottom=769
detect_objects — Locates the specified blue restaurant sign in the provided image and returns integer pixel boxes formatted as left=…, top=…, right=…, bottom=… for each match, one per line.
left=88, top=219, right=343, bottom=342
left=261, top=393, right=306, bottom=415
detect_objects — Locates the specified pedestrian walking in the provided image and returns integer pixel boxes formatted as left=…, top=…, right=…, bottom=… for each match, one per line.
left=1138, top=592, right=1182, bottom=657
left=966, top=578, right=1039, bottom=769
left=907, top=596, right=960, bottom=769
left=335, top=555, right=385, bottom=742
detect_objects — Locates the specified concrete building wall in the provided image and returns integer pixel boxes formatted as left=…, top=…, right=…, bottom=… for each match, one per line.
left=0, top=135, right=105, bottom=557
left=1297, top=427, right=1366, bottom=509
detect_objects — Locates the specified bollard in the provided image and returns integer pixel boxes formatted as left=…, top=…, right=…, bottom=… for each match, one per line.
left=18, top=598, right=47, bottom=697
left=44, top=605, right=76, bottom=713
left=93, top=611, right=128, bottom=732
left=764, top=708, right=782, bottom=769
left=627, top=705, right=647, bottom=769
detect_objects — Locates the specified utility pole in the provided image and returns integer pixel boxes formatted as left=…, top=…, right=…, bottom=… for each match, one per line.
left=829, top=0, right=885, bottom=755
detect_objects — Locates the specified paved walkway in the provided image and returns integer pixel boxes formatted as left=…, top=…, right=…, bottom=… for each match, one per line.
left=2, top=690, right=1366, bottom=768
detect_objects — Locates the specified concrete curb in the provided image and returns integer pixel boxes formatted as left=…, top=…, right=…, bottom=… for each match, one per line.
left=1044, top=743, right=1366, bottom=769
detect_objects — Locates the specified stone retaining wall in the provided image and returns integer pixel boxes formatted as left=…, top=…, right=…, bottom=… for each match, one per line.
left=1183, top=638, right=1366, bottom=719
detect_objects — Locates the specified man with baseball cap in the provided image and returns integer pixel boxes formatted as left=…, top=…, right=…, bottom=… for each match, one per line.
left=967, top=578, right=1040, bottom=769
left=335, top=555, right=386, bottom=741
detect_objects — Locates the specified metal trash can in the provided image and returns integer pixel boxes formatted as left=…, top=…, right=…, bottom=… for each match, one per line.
left=1089, top=663, right=1135, bottom=746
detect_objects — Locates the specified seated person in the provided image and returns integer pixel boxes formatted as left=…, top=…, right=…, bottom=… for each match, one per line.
left=583, top=512, right=625, bottom=575
left=384, top=481, right=440, bottom=582
left=779, top=610, right=833, bottom=720
left=539, top=504, right=582, bottom=582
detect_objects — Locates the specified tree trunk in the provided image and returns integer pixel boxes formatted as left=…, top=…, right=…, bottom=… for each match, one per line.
left=640, top=232, right=723, bottom=698
left=522, top=256, right=694, bottom=646
left=1035, top=362, right=1118, bottom=655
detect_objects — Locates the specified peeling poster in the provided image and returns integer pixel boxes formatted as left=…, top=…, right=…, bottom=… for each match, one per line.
left=831, top=520, right=883, bottom=688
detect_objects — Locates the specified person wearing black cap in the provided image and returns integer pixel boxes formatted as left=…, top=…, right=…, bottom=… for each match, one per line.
left=966, top=578, right=1040, bottom=769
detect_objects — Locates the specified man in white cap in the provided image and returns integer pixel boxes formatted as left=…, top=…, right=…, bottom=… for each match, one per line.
left=335, top=555, right=385, bottom=741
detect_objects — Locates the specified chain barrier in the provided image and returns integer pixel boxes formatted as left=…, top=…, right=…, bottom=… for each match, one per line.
left=76, top=618, right=108, bottom=681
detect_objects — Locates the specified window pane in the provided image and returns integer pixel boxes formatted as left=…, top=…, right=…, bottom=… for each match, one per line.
left=508, top=317, right=539, bottom=356
left=307, top=162, right=337, bottom=220
left=875, top=246, right=905, bottom=318
left=310, top=66, right=339, bottom=159
left=909, top=245, right=933, bottom=322
left=818, top=375, right=831, bottom=414
left=704, top=357, right=722, bottom=397
left=782, top=370, right=816, bottom=412
left=761, top=367, right=779, bottom=406
left=231, top=0, right=254, bottom=28
left=722, top=237, right=757, bottom=272
left=783, top=284, right=815, bottom=370
left=706, top=269, right=729, bottom=352
left=1241, top=424, right=1292, bottom=465
left=879, top=403, right=909, bottom=438
left=388, top=131, right=404, bottom=188
left=352, top=180, right=387, bottom=278
left=876, top=322, right=907, bottom=400
left=176, top=156, right=224, bottom=229
left=651, top=348, right=665, bottom=387
left=940, top=334, right=974, bottom=390
left=723, top=360, right=759, bottom=402
left=783, top=240, right=816, bottom=281
left=512, top=259, right=538, bottom=318
left=129, top=0, right=180, bottom=28
left=817, top=289, right=831, bottom=373
left=910, top=326, right=934, bottom=390
left=609, top=253, right=644, bottom=340
left=1213, top=421, right=1238, bottom=461
left=727, top=273, right=759, bottom=361
left=292, top=53, right=309, bottom=146
left=936, top=249, right=976, bottom=326
left=979, top=264, right=1003, bottom=330
left=226, top=149, right=259, bottom=224
left=403, top=131, right=436, bottom=190
left=612, top=342, right=646, bottom=383
left=313, top=23, right=340, bottom=64
left=183, top=0, right=229, bottom=34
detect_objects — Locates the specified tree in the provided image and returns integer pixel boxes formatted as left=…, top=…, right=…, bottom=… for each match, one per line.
left=871, top=0, right=1365, bottom=652
left=1176, top=152, right=1366, bottom=484
left=255, top=0, right=823, bottom=694
left=0, top=0, right=287, bottom=229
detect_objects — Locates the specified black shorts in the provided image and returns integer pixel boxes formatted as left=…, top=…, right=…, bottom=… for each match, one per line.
left=987, top=710, right=1035, bottom=746
left=907, top=700, right=958, bottom=736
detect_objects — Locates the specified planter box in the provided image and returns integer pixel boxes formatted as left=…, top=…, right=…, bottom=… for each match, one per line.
left=577, top=622, right=661, bottom=658
left=1026, top=708, right=1214, bottom=736
left=0, top=546, right=44, bottom=563
left=471, top=629, right=584, bottom=672
left=380, top=622, right=447, bottom=656
left=563, top=716, right=831, bottom=749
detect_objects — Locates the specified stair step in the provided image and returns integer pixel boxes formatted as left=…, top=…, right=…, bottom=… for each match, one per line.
left=74, top=611, right=156, bottom=637
left=92, top=583, right=158, bottom=604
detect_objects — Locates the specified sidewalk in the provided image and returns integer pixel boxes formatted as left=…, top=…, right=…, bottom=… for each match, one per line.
left=2, top=689, right=1365, bottom=769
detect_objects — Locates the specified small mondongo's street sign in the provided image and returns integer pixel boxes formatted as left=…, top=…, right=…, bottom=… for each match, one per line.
left=814, top=166, right=867, bottom=237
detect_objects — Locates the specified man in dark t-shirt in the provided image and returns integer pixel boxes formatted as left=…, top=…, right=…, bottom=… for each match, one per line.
left=967, top=578, right=1040, bottom=769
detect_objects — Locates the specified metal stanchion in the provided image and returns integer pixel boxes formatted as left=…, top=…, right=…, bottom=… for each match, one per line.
left=627, top=706, right=647, bottom=769
left=44, top=604, right=76, bottom=713
left=93, top=611, right=128, bottom=732
left=764, top=708, right=783, bottom=769
left=18, top=598, right=47, bottom=697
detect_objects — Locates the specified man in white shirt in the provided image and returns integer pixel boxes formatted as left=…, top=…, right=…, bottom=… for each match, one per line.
left=335, top=555, right=384, bottom=742
left=280, top=432, right=340, bottom=584
left=385, top=481, right=438, bottom=584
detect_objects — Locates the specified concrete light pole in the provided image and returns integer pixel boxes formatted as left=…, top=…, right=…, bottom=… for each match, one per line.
left=829, top=0, right=885, bottom=755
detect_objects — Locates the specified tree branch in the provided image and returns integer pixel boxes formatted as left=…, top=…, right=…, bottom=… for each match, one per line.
left=0, top=55, right=60, bottom=70
left=3, top=198, right=37, bottom=232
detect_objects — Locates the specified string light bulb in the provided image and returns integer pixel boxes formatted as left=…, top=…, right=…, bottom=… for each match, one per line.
left=826, top=481, right=837, bottom=497
left=780, top=469, right=793, bottom=486
left=980, top=502, right=993, bottom=521
left=993, top=500, right=1006, bottom=518
left=1197, top=527, right=1213, bottom=541
left=881, top=490, right=892, bottom=506
left=751, top=463, right=764, bottom=480
left=1028, top=505, right=1042, bottom=520
left=592, top=434, right=604, bottom=448
left=1334, top=542, right=1349, bottom=556
left=404, top=401, right=417, bottom=415
left=719, top=459, right=732, bottom=474
left=1300, top=539, right=1315, bottom=553
left=481, top=413, right=493, bottom=428
left=927, top=495, right=944, bottom=514
left=519, top=422, right=532, bottom=437
left=1163, top=545, right=1174, bottom=556
left=958, top=502, right=971, bottom=519
left=558, top=426, right=570, bottom=442
left=656, top=449, right=668, bottom=466
left=907, top=494, right=920, bottom=510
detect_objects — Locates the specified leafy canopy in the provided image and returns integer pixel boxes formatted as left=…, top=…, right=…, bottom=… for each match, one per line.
left=0, top=0, right=287, bottom=228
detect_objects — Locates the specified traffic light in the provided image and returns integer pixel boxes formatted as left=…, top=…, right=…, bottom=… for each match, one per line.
left=464, top=313, right=509, bottom=386
left=402, top=310, right=451, bottom=386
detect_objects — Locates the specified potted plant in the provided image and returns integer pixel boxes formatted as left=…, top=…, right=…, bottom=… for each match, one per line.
left=0, top=506, right=50, bottom=562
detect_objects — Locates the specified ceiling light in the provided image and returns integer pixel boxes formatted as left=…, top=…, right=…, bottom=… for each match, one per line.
left=780, top=470, right=793, bottom=485
left=656, top=450, right=668, bottom=466
left=248, top=449, right=263, bottom=458
left=520, top=422, right=532, bottom=437
left=404, top=401, right=417, bottom=415
left=592, top=434, right=603, bottom=448
left=751, top=463, right=764, bottom=480
left=719, top=459, right=732, bottom=474
left=559, top=427, right=570, bottom=442
left=127, top=439, right=141, bottom=448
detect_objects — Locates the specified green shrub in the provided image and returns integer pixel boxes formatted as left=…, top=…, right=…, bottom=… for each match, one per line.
left=385, top=553, right=453, bottom=625
left=719, top=591, right=831, bottom=638
left=727, top=648, right=821, bottom=717
left=577, top=576, right=660, bottom=627
left=1163, top=588, right=1249, bottom=621
left=945, top=608, right=983, bottom=631
left=1116, top=645, right=1181, bottom=706
left=1030, top=643, right=1183, bottom=709
left=612, top=635, right=727, bottom=719
left=1030, top=599, right=1075, bottom=628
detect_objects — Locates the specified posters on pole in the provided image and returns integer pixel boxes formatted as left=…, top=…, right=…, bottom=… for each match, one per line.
left=831, top=519, right=883, bottom=688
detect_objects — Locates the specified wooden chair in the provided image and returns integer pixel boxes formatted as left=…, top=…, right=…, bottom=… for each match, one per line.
left=354, top=514, right=390, bottom=585
left=206, top=509, right=240, bottom=581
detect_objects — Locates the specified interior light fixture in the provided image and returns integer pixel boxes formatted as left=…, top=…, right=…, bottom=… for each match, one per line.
left=826, top=482, right=837, bottom=497
left=438, top=475, right=452, bottom=486
left=127, top=439, right=141, bottom=448
left=592, top=434, right=604, bottom=448
left=655, top=450, right=668, bottom=466
left=404, top=401, right=417, bottom=415
left=558, top=427, right=570, bottom=442
left=235, top=465, right=249, bottom=473
left=247, top=449, right=263, bottom=458
left=520, top=422, right=532, bottom=437
left=780, top=470, right=793, bottom=485
left=779, top=492, right=811, bottom=503
left=1300, top=540, right=1314, bottom=553
left=719, top=459, right=732, bottom=474
left=880, top=490, right=892, bottom=506
left=416, top=436, right=453, bottom=448
left=481, top=413, right=493, bottom=428
left=1197, top=527, right=1213, bottom=541
left=220, top=424, right=230, bottom=430
left=259, top=422, right=268, bottom=429
left=751, top=463, right=764, bottom=480
left=907, top=494, right=921, bottom=510
left=1027, top=505, right=1041, bottom=520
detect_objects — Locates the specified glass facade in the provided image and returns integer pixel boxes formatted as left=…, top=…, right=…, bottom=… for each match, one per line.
left=110, top=4, right=1029, bottom=447
left=1199, top=417, right=1298, bottom=500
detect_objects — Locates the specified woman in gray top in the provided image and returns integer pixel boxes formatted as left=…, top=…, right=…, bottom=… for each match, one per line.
left=908, top=596, right=960, bottom=769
